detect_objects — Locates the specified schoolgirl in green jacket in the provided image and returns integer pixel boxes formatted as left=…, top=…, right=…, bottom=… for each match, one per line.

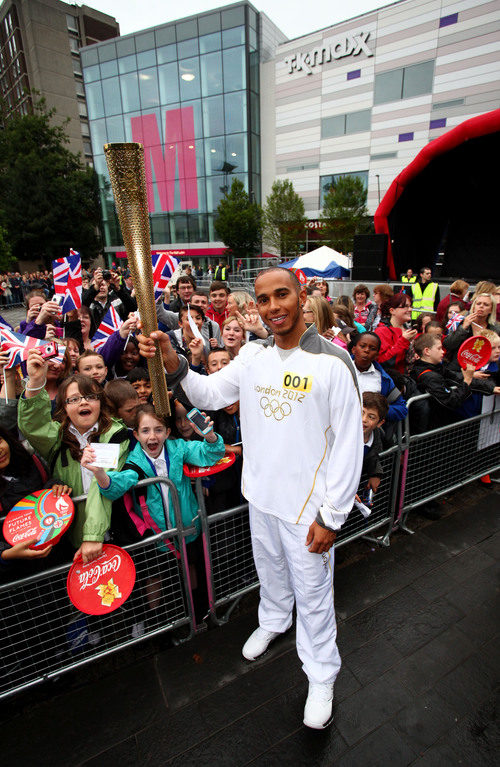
left=18, top=350, right=129, bottom=563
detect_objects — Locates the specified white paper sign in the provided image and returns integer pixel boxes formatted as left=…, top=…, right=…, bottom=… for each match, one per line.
left=187, top=305, right=204, bottom=341
left=89, top=443, right=120, bottom=469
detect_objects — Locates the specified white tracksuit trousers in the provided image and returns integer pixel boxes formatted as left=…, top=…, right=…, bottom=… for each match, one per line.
left=249, top=504, right=341, bottom=685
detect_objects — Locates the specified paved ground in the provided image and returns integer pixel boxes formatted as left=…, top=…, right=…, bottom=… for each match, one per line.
left=1, top=484, right=499, bottom=766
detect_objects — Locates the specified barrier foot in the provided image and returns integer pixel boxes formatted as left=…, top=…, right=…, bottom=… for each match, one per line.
left=362, top=533, right=390, bottom=547
left=399, top=521, right=415, bottom=535
left=211, top=595, right=244, bottom=626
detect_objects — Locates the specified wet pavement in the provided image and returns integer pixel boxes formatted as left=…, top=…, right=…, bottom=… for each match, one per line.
left=1, top=484, right=499, bottom=766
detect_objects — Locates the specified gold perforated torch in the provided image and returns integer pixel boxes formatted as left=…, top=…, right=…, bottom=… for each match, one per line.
left=104, top=142, right=170, bottom=416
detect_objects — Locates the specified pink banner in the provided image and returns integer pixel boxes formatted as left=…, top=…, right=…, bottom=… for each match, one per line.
left=131, top=108, right=198, bottom=213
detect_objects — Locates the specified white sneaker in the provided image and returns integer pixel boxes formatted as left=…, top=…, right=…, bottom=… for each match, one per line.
left=242, top=627, right=280, bottom=661
left=303, top=682, right=334, bottom=729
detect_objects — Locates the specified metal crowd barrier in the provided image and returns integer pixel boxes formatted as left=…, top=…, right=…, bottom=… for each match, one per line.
left=193, top=441, right=401, bottom=625
left=2, top=405, right=499, bottom=698
left=0, top=477, right=194, bottom=701
left=397, top=394, right=500, bottom=529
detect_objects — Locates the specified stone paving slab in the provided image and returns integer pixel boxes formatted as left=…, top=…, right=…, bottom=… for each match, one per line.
left=1, top=486, right=498, bottom=766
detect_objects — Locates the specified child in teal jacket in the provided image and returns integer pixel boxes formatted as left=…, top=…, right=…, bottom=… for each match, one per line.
left=81, top=403, right=224, bottom=543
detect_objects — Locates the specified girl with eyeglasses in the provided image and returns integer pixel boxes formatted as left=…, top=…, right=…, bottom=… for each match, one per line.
left=18, top=349, right=129, bottom=564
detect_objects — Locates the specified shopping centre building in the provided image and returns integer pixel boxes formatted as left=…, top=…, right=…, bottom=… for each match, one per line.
left=79, top=0, right=500, bottom=265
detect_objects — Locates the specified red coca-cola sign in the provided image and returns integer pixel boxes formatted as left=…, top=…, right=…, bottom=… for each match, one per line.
left=457, top=335, right=492, bottom=370
left=183, top=452, right=236, bottom=478
left=3, top=490, right=74, bottom=550
left=67, top=544, right=136, bottom=615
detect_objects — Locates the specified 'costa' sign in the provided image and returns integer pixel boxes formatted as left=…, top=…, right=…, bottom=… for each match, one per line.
left=284, top=31, right=373, bottom=76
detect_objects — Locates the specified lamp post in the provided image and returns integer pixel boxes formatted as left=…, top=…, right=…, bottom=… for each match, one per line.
left=375, top=174, right=381, bottom=205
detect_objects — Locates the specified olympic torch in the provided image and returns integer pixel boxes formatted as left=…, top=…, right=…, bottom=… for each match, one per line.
left=104, top=142, right=170, bottom=416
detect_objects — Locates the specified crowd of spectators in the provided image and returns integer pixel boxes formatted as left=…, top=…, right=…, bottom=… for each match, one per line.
left=0, top=263, right=499, bottom=633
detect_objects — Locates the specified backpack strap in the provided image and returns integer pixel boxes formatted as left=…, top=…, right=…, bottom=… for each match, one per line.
left=32, top=454, right=48, bottom=484
left=102, top=427, right=129, bottom=445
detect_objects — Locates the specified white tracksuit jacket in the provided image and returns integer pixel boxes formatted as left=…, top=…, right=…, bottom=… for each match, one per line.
left=170, top=325, right=364, bottom=530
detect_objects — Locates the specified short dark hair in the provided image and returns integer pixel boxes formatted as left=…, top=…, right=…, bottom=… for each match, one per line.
left=353, top=331, right=381, bottom=350
left=179, top=303, right=204, bottom=321
left=414, top=333, right=440, bottom=357
left=420, top=266, right=431, bottom=274
left=209, top=280, right=230, bottom=295
left=176, top=275, right=196, bottom=289
left=362, top=391, right=388, bottom=421
left=207, top=346, right=230, bottom=361
left=353, top=284, right=370, bottom=300
left=192, top=289, right=209, bottom=299
left=104, top=379, right=138, bottom=415
left=254, top=267, right=301, bottom=292
left=126, top=367, right=150, bottom=384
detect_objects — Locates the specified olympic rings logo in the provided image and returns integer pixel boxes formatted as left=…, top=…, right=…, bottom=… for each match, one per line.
left=259, top=396, right=292, bottom=421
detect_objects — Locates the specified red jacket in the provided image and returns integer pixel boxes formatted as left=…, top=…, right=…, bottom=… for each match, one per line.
left=206, top=304, right=229, bottom=330
left=375, top=324, right=410, bottom=374
left=436, top=293, right=470, bottom=324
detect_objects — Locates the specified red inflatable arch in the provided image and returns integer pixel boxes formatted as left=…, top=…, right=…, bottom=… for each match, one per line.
left=374, top=109, right=500, bottom=280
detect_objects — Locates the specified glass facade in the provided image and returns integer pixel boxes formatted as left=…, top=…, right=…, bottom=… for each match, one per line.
left=81, top=3, right=260, bottom=250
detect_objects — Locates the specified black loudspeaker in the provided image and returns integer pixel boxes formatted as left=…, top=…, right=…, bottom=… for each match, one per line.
left=352, top=234, right=387, bottom=281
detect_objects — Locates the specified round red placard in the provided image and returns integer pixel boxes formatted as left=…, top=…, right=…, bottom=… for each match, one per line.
left=457, top=335, right=492, bottom=370
left=183, top=452, right=236, bottom=478
left=3, top=490, right=74, bottom=550
left=293, top=268, right=307, bottom=285
left=67, top=544, right=136, bottom=616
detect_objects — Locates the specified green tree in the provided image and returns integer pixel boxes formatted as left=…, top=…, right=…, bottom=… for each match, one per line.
left=214, top=178, right=262, bottom=262
left=320, top=175, right=370, bottom=253
left=0, top=223, right=13, bottom=271
left=263, top=180, right=306, bottom=259
left=0, top=99, right=101, bottom=266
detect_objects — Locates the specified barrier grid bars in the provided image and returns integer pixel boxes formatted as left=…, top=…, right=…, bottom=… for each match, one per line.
left=194, top=444, right=401, bottom=625
left=0, top=477, right=193, bottom=701
left=399, top=397, right=500, bottom=526
left=193, top=476, right=257, bottom=626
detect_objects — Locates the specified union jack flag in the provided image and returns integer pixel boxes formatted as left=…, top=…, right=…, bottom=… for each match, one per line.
left=52, top=252, right=82, bottom=313
left=0, top=328, right=46, bottom=369
left=446, top=312, right=465, bottom=334
left=91, top=305, right=123, bottom=352
left=0, top=314, right=13, bottom=332
left=152, top=252, right=179, bottom=299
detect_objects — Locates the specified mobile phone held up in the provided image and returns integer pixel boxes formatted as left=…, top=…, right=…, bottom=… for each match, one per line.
left=40, top=341, right=58, bottom=360
left=186, top=407, right=213, bottom=435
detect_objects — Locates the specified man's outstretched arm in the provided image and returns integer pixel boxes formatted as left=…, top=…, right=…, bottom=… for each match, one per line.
left=137, top=329, right=241, bottom=411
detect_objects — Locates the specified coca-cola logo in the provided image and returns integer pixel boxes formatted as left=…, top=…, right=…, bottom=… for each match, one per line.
left=460, top=349, right=481, bottom=364
left=78, top=554, right=121, bottom=590
left=12, top=527, right=38, bottom=543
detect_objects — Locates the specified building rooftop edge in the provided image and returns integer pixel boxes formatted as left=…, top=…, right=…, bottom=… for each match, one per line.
left=80, top=0, right=269, bottom=52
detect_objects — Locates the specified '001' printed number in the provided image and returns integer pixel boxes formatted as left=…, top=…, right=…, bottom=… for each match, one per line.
left=282, top=372, right=313, bottom=392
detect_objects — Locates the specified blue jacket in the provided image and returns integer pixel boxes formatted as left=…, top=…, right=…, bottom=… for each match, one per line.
left=376, top=361, right=408, bottom=422
left=99, top=434, right=224, bottom=543
left=352, top=358, right=407, bottom=422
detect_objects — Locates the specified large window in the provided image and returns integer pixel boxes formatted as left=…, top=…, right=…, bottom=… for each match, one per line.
left=84, top=5, right=260, bottom=247
left=374, top=60, right=434, bottom=105
left=321, top=110, right=371, bottom=139
left=320, top=171, right=368, bottom=207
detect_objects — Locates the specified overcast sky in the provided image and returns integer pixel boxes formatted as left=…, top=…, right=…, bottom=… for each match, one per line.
left=90, top=0, right=388, bottom=39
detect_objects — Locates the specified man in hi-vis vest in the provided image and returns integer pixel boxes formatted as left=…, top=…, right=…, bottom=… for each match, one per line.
left=410, top=266, right=440, bottom=320
left=401, top=268, right=416, bottom=284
